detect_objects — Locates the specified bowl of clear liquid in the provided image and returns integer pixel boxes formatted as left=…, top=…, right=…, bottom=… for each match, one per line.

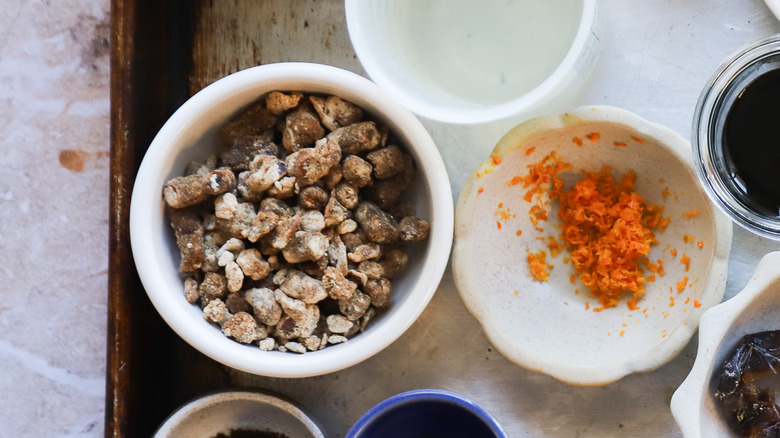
left=345, top=0, right=600, bottom=124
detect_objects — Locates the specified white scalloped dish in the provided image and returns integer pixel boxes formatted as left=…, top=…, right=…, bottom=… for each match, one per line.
left=671, top=251, right=780, bottom=437
left=453, top=105, right=732, bottom=386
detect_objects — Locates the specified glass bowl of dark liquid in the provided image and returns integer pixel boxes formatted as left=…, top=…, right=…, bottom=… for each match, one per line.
left=693, top=34, right=780, bottom=239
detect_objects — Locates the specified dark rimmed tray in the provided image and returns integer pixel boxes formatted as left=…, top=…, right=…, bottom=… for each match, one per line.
left=107, top=1, right=357, bottom=436
left=109, top=1, right=225, bottom=437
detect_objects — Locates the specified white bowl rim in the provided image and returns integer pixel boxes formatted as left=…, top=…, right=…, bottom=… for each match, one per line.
left=670, top=250, right=780, bottom=437
left=453, top=104, right=733, bottom=385
left=129, top=62, right=454, bottom=377
left=765, top=0, right=780, bottom=21
left=153, top=390, right=324, bottom=437
left=345, top=0, right=598, bottom=124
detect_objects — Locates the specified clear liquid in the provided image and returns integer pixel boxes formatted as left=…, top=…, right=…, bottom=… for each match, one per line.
left=393, top=0, right=583, bottom=105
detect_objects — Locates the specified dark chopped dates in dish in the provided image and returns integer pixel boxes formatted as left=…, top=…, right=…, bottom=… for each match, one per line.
left=163, top=91, right=430, bottom=353
left=712, top=330, right=780, bottom=438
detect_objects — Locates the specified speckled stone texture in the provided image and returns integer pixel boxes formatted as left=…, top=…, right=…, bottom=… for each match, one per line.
left=0, top=1, right=109, bottom=436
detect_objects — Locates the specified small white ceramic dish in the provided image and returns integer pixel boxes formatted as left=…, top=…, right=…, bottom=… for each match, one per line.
left=453, top=105, right=732, bottom=386
left=154, top=390, right=324, bottom=437
left=671, top=251, right=780, bottom=438
left=345, top=0, right=600, bottom=124
left=129, top=63, right=453, bottom=377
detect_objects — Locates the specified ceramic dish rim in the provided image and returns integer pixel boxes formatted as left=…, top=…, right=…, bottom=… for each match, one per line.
left=153, top=389, right=324, bottom=438
left=344, top=0, right=599, bottom=124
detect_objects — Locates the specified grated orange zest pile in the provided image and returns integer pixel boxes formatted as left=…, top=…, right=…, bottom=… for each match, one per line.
left=522, top=152, right=668, bottom=311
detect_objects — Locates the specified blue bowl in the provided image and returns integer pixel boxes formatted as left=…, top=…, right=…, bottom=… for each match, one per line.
left=346, top=389, right=507, bottom=438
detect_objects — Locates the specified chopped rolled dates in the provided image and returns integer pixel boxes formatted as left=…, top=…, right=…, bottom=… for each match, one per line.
left=164, top=91, right=430, bottom=353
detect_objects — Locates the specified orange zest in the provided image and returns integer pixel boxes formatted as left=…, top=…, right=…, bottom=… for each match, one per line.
left=521, top=152, right=668, bottom=311
left=528, top=250, right=552, bottom=281
left=675, top=276, right=689, bottom=292
left=680, top=254, right=691, bottom=272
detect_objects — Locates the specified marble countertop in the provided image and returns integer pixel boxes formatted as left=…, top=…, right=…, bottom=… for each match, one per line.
left=1, top=0, right=109, bottom=436
left=2, top=0, right=780, bottom=437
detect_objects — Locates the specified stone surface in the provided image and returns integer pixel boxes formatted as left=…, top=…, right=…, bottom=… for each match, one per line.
left=0, top=1, right=109, bottom=436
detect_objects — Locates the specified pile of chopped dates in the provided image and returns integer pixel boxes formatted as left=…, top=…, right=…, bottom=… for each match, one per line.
left=162, top=91, right=430, bottom=353
left=712, top=330, right=780, bottom=437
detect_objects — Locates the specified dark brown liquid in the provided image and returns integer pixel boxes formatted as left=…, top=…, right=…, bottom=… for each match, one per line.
left=724, top=68, right=780, bottom=215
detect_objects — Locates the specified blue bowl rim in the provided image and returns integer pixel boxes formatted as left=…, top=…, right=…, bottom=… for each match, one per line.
left=346, top=389, right=508, bottom=438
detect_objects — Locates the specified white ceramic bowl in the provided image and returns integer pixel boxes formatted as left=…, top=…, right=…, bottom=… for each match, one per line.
left=671, top=251, right=780, bottom=437
left=154, top=391, right=324, bottom=437
left=130, top=62, right=453, bottom=377
left=453, top=105, right=732, bottom=386
left=345, top=0, right=600, bottom=124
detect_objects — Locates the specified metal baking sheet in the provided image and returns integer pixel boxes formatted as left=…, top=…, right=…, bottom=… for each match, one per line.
left=108, top=1, right=780, bottom=436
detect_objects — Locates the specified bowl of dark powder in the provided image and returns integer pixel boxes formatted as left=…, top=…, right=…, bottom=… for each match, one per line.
left=154, top=390, right=323, bottom=438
